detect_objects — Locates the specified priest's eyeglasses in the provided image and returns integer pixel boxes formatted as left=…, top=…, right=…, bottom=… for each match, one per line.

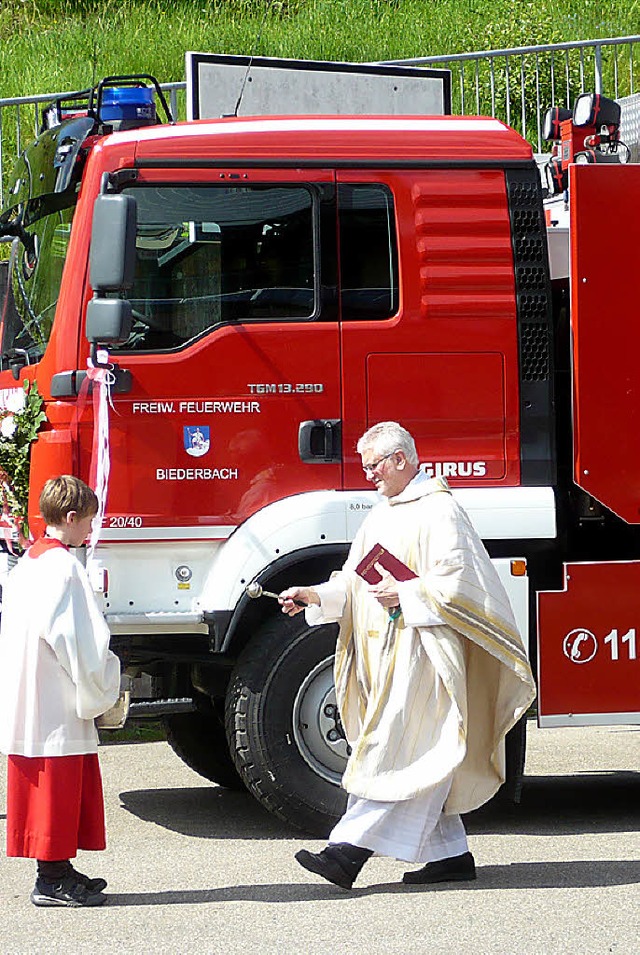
left=362, top=451, right=396, bottom=475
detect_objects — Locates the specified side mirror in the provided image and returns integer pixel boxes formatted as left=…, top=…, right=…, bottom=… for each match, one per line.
left=89, top=193, right=137, bottom=291
left=86, top=298, right=132, bottom=344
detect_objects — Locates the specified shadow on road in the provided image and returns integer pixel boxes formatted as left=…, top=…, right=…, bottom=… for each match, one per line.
left=119, top=785, right=290, bottom=838
left=103, top=857, right=640, bottom=907
left=466, top=771, right=640, bottom=835
left=120, top=770, right=640, bottom=840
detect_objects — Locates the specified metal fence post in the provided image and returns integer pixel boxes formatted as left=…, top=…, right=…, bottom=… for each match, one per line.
left=595, top=44, right=603, bottom=94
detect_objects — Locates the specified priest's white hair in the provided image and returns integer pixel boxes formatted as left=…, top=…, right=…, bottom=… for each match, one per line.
left=357, top=421, right=419, bottom=467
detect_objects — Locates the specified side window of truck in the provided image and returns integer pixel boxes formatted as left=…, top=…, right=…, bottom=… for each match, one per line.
left=338, top=183, right=398, bottom=321
left=1, top=207, right=74, bottom=363
left=113, top=184, right=316, bottom=352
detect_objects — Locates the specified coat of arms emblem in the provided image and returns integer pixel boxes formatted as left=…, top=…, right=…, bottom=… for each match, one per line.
left=184, top=425, right=210, bottom=457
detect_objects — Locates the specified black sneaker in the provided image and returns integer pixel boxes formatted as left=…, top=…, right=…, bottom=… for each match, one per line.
left=30, top=874, right=106, bottom=908
left=68, top=864, right=107, bottom=894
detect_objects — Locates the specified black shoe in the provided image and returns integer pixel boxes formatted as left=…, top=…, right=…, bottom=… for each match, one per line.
left=295, top=843, right=371, bottom=889
left=67, top=863, right=107, bottom=894
left=402, top=851, right=476, bottom=885
left=30, top=874, right=107, bottom=908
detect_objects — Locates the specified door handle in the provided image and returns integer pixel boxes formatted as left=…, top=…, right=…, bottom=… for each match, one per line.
left=298, top=419, right=342, bottom=463
left=50, top=367, right=132, bottom=397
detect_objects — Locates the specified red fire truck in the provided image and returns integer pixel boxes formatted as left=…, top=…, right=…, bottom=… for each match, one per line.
left=0, top=63, right=638, bottom=834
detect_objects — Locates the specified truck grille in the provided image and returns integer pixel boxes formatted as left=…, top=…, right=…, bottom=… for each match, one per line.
left=506, top=172, right=553, bottom=383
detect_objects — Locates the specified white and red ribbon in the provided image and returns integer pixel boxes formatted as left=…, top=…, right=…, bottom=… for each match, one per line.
left=86, top=358, right=113, bottom=560
left=74, top=351, right=114, bottom=562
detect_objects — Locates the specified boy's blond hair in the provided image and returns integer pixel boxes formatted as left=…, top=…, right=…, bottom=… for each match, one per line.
left=39, top=475, right=98, bottom=526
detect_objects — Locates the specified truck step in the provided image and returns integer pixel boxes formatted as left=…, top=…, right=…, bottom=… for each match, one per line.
left=105, top=611, right=204, bottom=625
left=128, top=698, right=196, bottom=717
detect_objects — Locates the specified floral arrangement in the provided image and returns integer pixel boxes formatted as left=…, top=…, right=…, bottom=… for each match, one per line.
left=0, top=380, right=47, bottom=544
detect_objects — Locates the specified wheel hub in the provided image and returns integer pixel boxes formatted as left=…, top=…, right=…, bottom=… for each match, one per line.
left=292, top=656, right=349, bottom=785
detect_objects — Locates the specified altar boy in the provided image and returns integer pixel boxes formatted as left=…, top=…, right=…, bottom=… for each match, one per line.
left=0, top=475, right=120, bottom=907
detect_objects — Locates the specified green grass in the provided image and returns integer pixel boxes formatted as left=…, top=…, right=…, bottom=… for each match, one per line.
left=1, top=0, right=638, bottom=100
left=98, top=719, right=167, bottom=744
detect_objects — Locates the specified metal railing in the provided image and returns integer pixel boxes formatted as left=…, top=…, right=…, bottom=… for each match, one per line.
left=384, top=35, right=639, bottom=151
left=1, top=36, right=639, bottom=206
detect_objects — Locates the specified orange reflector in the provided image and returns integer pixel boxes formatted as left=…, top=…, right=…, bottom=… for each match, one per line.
left=510, top=559, right=527, bottom=577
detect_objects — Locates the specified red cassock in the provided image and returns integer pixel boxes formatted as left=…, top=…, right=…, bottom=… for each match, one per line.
left=7, top=753, right=106, bottom=859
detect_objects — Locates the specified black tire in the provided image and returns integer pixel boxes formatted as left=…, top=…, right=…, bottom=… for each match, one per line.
left=164, top=702, right=245, bottom=791
left=225, top=614, right=348, bottom=836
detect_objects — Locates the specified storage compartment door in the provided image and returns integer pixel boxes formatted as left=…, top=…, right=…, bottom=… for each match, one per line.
left=538, top=561, right=640, bottom=726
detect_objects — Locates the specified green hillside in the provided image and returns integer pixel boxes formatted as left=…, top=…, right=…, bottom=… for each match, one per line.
left=1, top=0, right=637, bottom=99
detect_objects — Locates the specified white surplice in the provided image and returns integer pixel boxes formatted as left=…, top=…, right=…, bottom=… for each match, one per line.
left=0, top=540, right=120, bottom=757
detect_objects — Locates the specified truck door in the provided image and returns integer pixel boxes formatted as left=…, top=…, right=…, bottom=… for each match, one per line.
left=570, top=163, right=640, bottom=524
left=82, top=169, right=341, bottom=535
left=338, top=168, right=521, bottom=488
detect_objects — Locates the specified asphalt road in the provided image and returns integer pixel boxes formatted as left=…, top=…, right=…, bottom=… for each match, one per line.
left=0, top=722, right=638, bottom=955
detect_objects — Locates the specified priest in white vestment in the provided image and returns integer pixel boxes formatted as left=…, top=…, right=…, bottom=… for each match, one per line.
left=280, top=421, right=536, bottom=889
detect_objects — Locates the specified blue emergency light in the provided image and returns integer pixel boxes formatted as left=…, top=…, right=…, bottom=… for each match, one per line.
left=100, top=86, right=156, bottom=126
left=91, top=75, right=173, bottom=130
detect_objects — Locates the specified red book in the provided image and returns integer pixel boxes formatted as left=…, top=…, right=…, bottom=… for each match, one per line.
left=355, top=543, right=417, bottom=584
